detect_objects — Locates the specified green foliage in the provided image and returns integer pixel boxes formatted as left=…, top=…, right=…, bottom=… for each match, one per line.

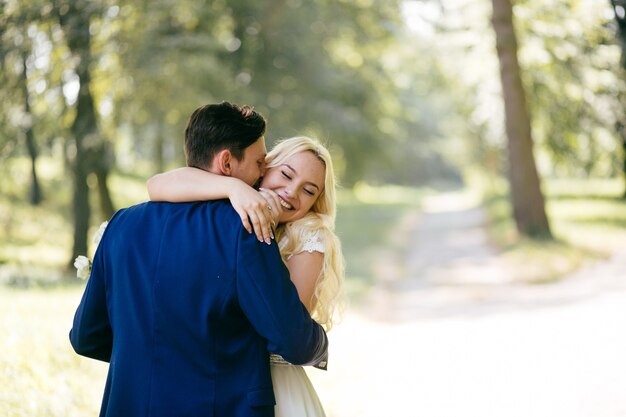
left=3, top=0, right=626, bottom=270
left=430, top=0, right=626, bottom=180
left=2, top=0, right=462, bottom=187
left=516, top=0, right=624, bottom=177
left=0, top=0, right=74, bottom=162
left=3, top=0, right=625, bottom=186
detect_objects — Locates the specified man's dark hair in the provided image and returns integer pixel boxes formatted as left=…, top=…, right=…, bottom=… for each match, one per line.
left=184, top=101, right=266, bottom=168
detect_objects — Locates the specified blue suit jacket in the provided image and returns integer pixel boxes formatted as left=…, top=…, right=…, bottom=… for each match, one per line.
left=70, top=200, right=328, bottom=417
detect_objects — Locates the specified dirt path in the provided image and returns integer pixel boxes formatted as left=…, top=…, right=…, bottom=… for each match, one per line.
left=308, top=192, right=626, bottom=417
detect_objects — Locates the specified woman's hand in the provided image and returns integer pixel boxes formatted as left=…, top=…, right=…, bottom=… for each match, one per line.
left=229, top=183, right=277, bottom=244
left=258, top=188, right=284, bottom=228
left=146, top=167, right=279, bottom=242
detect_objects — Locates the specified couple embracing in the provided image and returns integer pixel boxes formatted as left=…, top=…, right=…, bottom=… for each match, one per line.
left=70, top=101, right=345, bottom=417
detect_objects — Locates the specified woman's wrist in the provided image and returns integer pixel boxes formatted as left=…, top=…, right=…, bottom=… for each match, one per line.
left=225, top=176, right=248, bottom=199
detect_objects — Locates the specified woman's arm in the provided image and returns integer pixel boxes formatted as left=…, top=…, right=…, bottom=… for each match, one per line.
left=148, top=167, right=238, bottom=202
left=147, top=167, right=276, bottom=243
left=286, top=251, right=324, bottom=313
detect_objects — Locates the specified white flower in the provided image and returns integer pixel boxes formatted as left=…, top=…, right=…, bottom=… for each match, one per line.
left=93, top=221, right=108, bottom=247
left=74, top=255, right=91, bottom=280
left=74, top=221, right=108, bottom=280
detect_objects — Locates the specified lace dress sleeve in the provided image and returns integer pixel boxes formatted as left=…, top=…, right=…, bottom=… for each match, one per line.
left=301, top=229, right=325, bottom=254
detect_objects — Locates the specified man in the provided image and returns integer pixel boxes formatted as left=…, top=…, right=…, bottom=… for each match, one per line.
left=69, top=101, right=328, bottom=417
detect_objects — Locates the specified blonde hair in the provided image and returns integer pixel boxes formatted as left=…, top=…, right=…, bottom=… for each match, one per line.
left=266, top=136, right=344, bottom=331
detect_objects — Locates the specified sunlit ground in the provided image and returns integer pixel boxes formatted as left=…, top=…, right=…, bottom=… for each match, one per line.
left=310, top=283, right=626, bottom=417
left=309, top=179, right=626, bottom=417
left=0, top=287, right=107, bottom=417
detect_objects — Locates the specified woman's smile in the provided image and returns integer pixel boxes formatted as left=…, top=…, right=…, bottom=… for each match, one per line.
left=261, top=150, right=326, bottom=223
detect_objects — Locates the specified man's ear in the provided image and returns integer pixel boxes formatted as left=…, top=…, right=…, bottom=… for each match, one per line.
left=215, top=149, right=233, bottom=176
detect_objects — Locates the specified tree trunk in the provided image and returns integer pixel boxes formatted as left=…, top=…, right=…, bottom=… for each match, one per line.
left=58, top=0, right=117, bottom=266
left=25, top=123, right=42, bottom=205
left=618, top=122, right=626, bottom=198
left=20, top=53, right=42, bottom=205
left=610, top=0, right=626, bottom=198
left=71, top=146, right=91, bottom=266
left=69, top=87, right=94, bottom=266
left=154, top=130, right=165, bottom=174
left=622, top=137, right=626, bottom=199
left=58, top=1, right=97, bottom=266
left=492, top=0, right=552, bottom=238
left=89, top=138, right=115, bottom=218
left=95, top=149, right=115, bottom=218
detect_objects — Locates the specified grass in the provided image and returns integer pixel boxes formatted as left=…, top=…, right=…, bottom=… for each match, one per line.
left=0, top=158, right=162, bottom=416
left=336, top=182, right=426, bottom=301
left=483, top=177, right=626, bottom=283
left=0, top=286, right=107, bottom=417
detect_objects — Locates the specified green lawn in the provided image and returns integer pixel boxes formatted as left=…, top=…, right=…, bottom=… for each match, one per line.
left=336, top=182, right=426, bottom=300
left=484, top=177, right=626, bottom=283
left=0, top=286, right=107, bottom=417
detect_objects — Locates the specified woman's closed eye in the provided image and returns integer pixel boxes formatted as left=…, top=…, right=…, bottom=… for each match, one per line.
left=278, top=166, right=319, bottom=196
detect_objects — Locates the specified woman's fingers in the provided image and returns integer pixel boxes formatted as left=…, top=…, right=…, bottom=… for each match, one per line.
left=247, top=208, right=272, bottom=244
left=258, top=188, right=283, bottom=226
left=236, top=208, right=253, bottom=235
left=229, top=187, right=275, bottom=243
left=241, top=199, right=273, bottom=244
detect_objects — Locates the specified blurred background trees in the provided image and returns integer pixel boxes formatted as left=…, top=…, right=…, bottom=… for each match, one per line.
left=1, top=0, right=625, bottom=267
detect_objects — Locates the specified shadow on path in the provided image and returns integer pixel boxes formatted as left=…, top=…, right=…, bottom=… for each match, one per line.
left=360, top=190, right=626, bottom=321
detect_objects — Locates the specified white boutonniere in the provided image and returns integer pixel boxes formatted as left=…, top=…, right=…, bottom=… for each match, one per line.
left=93, top=221, right=108, bottom=246
left=74, top=221, right=109, bottom=280
left=74, top=255, right=91, bottom=280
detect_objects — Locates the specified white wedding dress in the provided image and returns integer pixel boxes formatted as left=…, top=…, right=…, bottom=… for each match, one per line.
left=270, top=354, right=326, bottom=417
left=271, top=230, right=327, bottom=417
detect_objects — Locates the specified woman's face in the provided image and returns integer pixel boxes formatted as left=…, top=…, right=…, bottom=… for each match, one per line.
left=260, top=150, right=326, bottom=223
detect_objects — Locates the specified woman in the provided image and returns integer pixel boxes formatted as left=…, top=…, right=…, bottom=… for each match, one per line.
left=147, top=136, right=344, bottom=417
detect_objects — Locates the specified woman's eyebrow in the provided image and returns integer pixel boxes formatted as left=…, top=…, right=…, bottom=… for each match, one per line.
left=283, top=164, right=321, bottom=190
